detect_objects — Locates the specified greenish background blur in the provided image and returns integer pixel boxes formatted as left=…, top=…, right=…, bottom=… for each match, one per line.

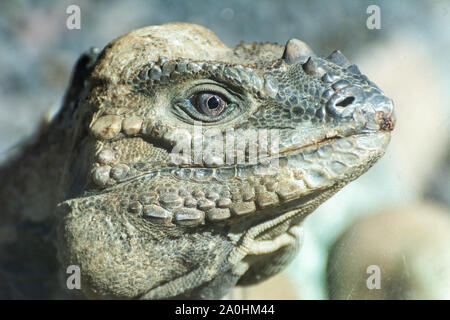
left=0, top=0, right=449, bottom=299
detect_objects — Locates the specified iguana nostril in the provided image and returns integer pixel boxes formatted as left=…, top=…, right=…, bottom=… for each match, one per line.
left=335, top=96, right=355, bottom=108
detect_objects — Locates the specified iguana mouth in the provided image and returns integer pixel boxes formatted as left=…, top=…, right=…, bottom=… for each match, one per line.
left=83, top=132, right=390, bottom=230
left=99, top=130, right=389, bottom=194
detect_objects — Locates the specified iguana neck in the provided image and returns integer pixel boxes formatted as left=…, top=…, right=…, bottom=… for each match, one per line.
left=0, top=48, right=99, bottom=226
left=0, top=127, right=67, bottom=224
left=0, top=124, right=76, bottom=298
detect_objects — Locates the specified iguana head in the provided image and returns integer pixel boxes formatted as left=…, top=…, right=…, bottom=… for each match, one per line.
left=58, top=23, right=394, bottom=299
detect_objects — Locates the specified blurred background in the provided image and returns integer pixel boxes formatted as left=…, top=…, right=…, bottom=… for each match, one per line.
left=0, top=0, right=449, bottom=299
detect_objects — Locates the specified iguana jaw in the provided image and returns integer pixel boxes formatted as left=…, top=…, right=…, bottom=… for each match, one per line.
left=73, top=130, right=390, bottom=229
left=223, top=131, right=391, bottom=225
left=222, top=131, right=390, bottom=287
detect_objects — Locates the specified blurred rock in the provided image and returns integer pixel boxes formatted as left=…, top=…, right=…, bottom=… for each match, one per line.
left=425, top=148, right=450, bottom=207
left=327, top=202, right=450, bottom=299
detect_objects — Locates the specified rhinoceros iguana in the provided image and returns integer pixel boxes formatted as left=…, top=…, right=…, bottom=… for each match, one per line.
left=0, top=23, right=394, bottom=299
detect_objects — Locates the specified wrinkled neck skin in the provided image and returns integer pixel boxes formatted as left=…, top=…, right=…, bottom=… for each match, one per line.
left=0, top=23, right=394, bottom=299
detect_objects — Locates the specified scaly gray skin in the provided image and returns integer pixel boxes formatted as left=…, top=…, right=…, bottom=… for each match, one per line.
left=0, top=23, right=394, bottom=299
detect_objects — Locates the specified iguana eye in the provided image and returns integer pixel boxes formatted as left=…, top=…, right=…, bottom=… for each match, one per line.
left=173, top=83, right=241, bottom=123
left=193, top=93, right=227, bottom=117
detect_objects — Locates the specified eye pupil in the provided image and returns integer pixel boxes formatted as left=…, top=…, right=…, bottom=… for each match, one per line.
left=192, top=92, right=227, bottom=118
left=207, top=96, right=220, bottom=109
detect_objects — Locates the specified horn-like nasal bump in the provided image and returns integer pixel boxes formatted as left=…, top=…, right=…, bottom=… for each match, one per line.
left=326, top=50, right=350, bottom=67
left=282, top=38, right=315, bottom=65
left=302, top=56, right=327, bottom=77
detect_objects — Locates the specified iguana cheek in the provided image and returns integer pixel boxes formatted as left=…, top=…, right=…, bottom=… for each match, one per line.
left=90, top=115, right=122, bottom=140
left=122, top=116, right=143, bottom=135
